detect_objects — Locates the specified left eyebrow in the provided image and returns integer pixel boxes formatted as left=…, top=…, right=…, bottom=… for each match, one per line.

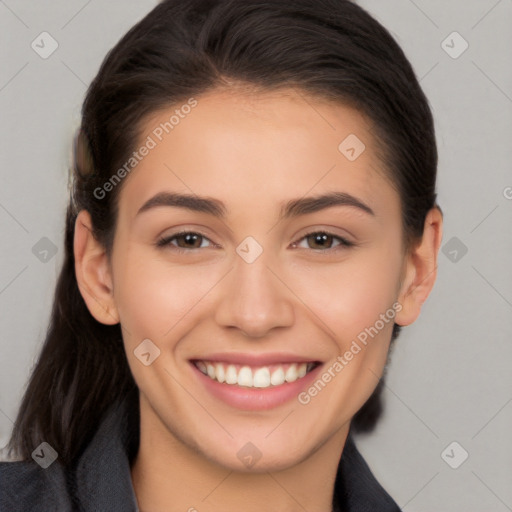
left=279, top=191, right=375, bottom=219
left=135, top=190, right=375, bottom=220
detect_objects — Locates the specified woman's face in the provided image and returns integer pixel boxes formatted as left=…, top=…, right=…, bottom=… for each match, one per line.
left=105, top=88, right=411, bottom=470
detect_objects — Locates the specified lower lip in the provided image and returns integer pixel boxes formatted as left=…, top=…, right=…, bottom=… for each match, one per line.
left=190, top=362, right=323, bottom=411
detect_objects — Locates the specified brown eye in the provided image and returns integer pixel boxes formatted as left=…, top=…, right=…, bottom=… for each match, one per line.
left=307, top=232, right=334, bottom=250
left=173, top=233, right=204, bottom=249
left=156, top=231, right=212, bottom=251
left=294, top=231, right=354, bottom=251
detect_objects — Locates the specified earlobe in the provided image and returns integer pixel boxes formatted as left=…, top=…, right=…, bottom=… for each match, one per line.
left=395, top=206, right=443, bottom=326
left=74, top=209, right=119, bottom=325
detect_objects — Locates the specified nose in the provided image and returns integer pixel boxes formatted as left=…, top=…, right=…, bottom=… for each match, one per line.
left=214, top=249, right=295, bottom=339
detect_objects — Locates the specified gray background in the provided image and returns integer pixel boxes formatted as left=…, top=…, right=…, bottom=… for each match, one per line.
left=1, top=1, right=511, bottom=511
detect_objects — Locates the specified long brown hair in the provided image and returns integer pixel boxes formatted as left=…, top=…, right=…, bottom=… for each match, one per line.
left=7, top=0, right=439, bottom=466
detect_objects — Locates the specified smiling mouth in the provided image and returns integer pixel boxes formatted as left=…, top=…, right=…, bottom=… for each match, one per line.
left=191, top=360, right=321, bottom=389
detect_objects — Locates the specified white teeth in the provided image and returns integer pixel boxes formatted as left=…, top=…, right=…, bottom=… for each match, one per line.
left=285, top=364, right=298, bottom=383
left=253, top=367, right=271, bottom=388
left=194, top=360, right=317, bottom=388
left=270, top=367, right=285, bottom=386
left=196, top=361, right=207, bottom=375
left=238, top=366, right=253, bottom=387
left=215, top=363, right=225, bottom=383
left=225, top=364, right=238, bottom=384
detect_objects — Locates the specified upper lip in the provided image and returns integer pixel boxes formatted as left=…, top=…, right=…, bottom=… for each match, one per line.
left=190, top=352, right=321, bottom=366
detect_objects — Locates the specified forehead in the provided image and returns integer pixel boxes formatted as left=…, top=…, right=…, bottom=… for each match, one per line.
left=117, top=88, right=399, bottom=223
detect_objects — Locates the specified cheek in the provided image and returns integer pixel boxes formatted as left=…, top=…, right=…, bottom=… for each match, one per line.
left=294, top=248, right=401, bottom=343
left=112, top=248, right=218, bottom=343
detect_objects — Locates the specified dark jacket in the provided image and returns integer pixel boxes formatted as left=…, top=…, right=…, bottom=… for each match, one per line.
left=0, top=395, right=401, bottom=511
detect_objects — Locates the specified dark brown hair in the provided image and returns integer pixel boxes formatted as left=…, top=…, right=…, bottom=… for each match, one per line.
left=7, top=0, right=440, bottom=466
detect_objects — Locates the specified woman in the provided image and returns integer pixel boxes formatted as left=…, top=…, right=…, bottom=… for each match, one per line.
left=0, top=0, right=443, bottom=510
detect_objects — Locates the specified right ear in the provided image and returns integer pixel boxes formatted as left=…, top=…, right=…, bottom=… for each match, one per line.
left=74, top=209, right=119, bottom=325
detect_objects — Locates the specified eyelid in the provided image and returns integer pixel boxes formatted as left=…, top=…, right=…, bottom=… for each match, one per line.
left=293, top=226, right=355, bottom=243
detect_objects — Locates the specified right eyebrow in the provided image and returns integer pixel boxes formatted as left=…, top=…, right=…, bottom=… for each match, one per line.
left=136, top=192, right=227, bottom=218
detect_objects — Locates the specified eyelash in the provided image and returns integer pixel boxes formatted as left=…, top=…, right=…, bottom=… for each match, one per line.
left=155, top=230, right=355, bottom=254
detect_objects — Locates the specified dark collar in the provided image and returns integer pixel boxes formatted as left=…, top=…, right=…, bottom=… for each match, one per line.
left=72, top=393, right=401, bottom=511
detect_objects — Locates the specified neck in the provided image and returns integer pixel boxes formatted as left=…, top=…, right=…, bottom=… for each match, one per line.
left=130, top=395, right=349, bottom=512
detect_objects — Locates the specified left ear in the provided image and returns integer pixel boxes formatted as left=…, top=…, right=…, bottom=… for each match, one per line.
left=395, top=206, right=443, bottom=326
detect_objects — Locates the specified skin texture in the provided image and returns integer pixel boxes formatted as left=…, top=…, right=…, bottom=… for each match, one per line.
left=74, top=88, right=443, bottom=512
